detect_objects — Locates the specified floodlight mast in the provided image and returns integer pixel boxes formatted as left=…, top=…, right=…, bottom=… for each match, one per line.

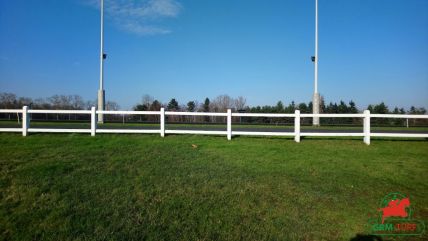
left=97, top=0, right=105, bottom=123
left=312, top=0, right=320, bottom=126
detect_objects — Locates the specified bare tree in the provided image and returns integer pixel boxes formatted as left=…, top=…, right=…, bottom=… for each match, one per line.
left=142, top=94, right=154, bottom=108
left=210, top=95, right=234, bottom=122
left=71, top=95, right=85, bottom=109
left=0, top=93, right=17, bottom=108
left=211, top=95, right=234, bottom=112
left=48, top=95, right=62, bottom=109
left=85, top=100, right=96, bottom=110
left=234, top=96, right=247, bottom=110
left=106, top=101, right=120, bottom=111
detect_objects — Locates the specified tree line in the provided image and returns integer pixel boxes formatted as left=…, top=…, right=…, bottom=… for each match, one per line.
left=132, top=94, right=426, bottom=125
left=0, top=93, right=120, bottom=122
left=0, top=92, right=426, bottom=126
left=0, top=93, right=119, bottom=110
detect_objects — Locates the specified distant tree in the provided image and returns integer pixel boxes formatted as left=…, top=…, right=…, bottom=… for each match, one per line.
left=373, top=102, right=389, bottom=114
left=409, top=106, right=426, bottom=114
left=211, top=95, right=233, bottom=112
left=187, top=101, right=196, bottom=112
left=372, top=102, right=389, bottom=125
left=71, top=95, right=85, bottom=109
left=338, top=101, right=348, bottom=113
left=150, top=100, right=162, bottom=111
left=202, top=98, right=210, bottom=122
left=85, top=100, right=96, bottom=110
left=349, top=101, right=358, bottom=113
left=285, top=101, right=296, bottom=113
left=17, top=97, right=33, bottom=108
left=142, top=95, right=154, bottom=108
left=275, top=101, right=284, bottom=113
left=392, top=107, right=402, bottom=125
left=0, top=93, right=17, bottom=108
left=320, top=96, right=325, bottom=113
left=134, top=104, right=147, bottom=111
left=325, top=102, right=337, bottom=113
left=33, top=98, right=50, bottom=109
left=203, top=98, right=210, bottom=112
left=48, top=95, right=63, bottom=109
left=167, top=98, right=179, bottom=111
left=106, top=101, right=120, bottom=111
left=393, top=107, right=399, bottom=114
left=298, top=103, right=309, bottom=113
left=234, top=96, right=247, bottom=111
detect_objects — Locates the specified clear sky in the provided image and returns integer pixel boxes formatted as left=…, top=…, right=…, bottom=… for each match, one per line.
left=0, top=0, right=427, bottom=110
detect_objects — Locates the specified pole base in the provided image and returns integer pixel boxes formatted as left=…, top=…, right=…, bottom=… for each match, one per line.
left=312, top=93, right=320, bottom=126
left=97, top=90, right=105, bottom=124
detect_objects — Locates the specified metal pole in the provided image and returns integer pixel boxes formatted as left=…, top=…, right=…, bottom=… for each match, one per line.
left=314, top=0, right=318, bottom=94
left=312, top=0, right=320, bottom=126
left=97, top=0, right=105, bottom=123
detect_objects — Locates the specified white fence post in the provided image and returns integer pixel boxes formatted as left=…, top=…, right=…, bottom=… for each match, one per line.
left=22, top=106, right=29, bottom=136
left=160, top=108, right=165, bottom=137
left=91, top=107, right=96, bottom=136
left=227, top=109, right=232, bottom=140
left=364, top=110, right=370, bottom=145
left=294, top=110, right=300, bottom=142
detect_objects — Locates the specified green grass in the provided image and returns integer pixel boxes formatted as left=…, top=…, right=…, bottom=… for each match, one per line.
left=0, top=133, right=427, bottom=240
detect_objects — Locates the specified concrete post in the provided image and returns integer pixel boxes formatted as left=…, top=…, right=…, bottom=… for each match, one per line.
left=160, top=108, right=165, bottom=137
left=312, top=93, right=320, bottom=126
left=294, top=110, right=300, bottom=143
left=97, top=90, right=105, bottom=123
left=91, top=107, right=97, bottom=136
left=364, top=110, right=370, bottom=145
left=227, top=109, right=232, bottom=140
left=22, top=106, right=29, bottom=136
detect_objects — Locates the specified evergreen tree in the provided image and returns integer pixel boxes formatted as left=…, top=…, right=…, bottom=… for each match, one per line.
left=349, top=101, right=358, bottom=113
left=338, top=101, right=348, bottom=113
left=298, top=103, right=309, bottom=113
left=373, top=102, right=389, bottom=114
left=150, top=100, right=161, bottom=111
left=203, top=98, right=210, bottom=112
left=167, top=98, right=179, bottom=111
left=187, top=101, right=196, bottom=112
left=275, top=101, right=284, bottom=113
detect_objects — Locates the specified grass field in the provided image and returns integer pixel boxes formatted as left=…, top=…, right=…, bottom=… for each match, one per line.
left=0, top=133, right=427, bottom=240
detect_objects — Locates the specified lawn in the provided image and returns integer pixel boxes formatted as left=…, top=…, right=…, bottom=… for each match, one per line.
left=0, top=133, right=427, bottom=240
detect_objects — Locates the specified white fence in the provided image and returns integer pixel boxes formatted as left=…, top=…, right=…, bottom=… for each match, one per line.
left=1, top=106, right=428, bottom=145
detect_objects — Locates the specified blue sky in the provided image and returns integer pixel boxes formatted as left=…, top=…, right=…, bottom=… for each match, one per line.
left=0, top=0, right=427, bottom=110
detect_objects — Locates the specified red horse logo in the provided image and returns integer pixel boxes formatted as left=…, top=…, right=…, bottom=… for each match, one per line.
left=378, top=197, right=410, bottom=223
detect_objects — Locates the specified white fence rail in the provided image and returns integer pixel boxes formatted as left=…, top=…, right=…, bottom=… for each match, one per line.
left=0, top=106, right=427, bottom=145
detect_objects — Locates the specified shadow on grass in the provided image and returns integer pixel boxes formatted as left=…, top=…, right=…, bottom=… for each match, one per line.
left=3, top=132, right=428, bottom=143
left=350, top=234, right=383, bottom=241
left=300, top=137, right=428, bottom=143
left=231, top=135, right=428, bottom=143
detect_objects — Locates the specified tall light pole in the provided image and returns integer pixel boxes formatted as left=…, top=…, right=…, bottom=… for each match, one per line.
left=312, top=0, right=320, bottom=126
left=98, top=0, right=105, bottom=123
